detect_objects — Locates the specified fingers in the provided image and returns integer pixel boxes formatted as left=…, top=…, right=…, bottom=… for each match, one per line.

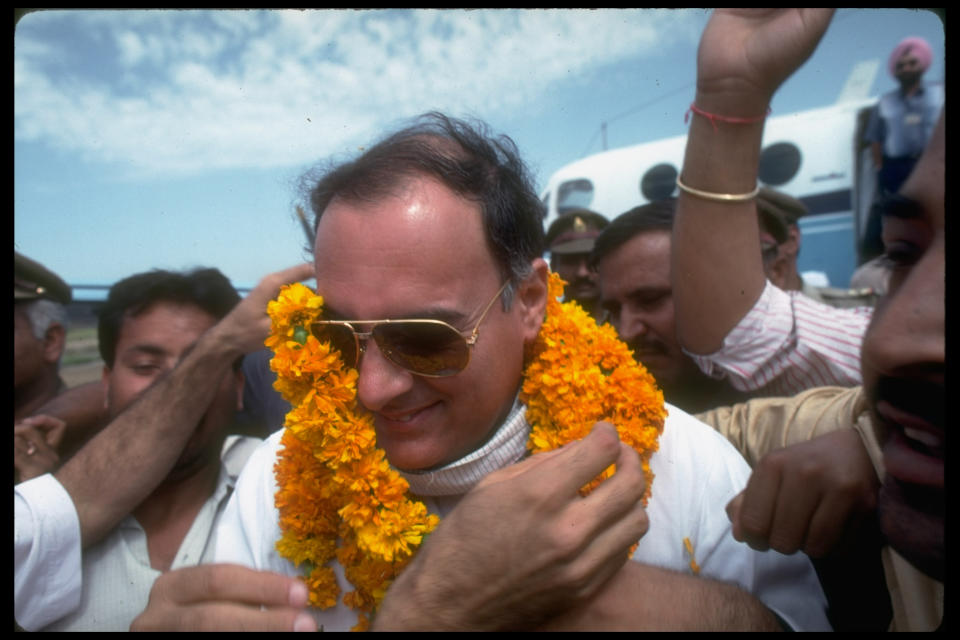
left=160, top=564, right=307, bottom=607
left=217, top=264, right=314, bottom=354
left=132, top=602, right=316, bottom=632
left=131, top=564, right=317, bottom=632
left=565, top=439, right=649, bottom=595
left=14, top=427, right=61, bottom=483
left=766, top=463, right=820, bottom=554
left=728, top=459, right=782, bottom=552
left=523, top=423, right=648, bottom=561
left=17, top=414, right=68, bottom=446
left=728, top=429, right=881, bottom=557
left=479, top=422, right=622, bottom=497
left=249, top=263, right=315, bottom=304
left=572, top=438, right=648, bottom=536
left=545, top=422, right=624, bottom=496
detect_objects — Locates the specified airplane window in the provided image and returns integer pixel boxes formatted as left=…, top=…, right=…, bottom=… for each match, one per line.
left=758, top=142, right=802, bottom=186
left=640, top=163, right=678, bottom=201
left=557, top=179, right=594, bottom=212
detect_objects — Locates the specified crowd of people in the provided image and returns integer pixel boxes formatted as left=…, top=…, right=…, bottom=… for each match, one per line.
left=14, top=9, right=943, bottom=632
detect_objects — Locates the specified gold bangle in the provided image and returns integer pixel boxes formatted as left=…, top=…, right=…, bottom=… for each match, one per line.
left=676, top=176, right=760, bottom=203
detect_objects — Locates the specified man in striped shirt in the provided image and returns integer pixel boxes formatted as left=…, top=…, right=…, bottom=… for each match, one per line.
left=673, top=130, right=872, bottom=397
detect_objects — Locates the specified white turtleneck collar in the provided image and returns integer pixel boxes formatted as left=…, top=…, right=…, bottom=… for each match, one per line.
left=397, top=397, right=530, bottom=507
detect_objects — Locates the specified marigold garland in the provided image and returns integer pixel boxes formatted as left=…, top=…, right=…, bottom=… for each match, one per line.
left=268, top=272, right=666, bottom=630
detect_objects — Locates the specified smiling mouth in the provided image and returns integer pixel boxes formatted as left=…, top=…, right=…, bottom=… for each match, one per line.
left=877, top=400, right=944, bottom=459
left=875, top=399, right=944, bottom=490
left=378, top=403, right=438, bottom=426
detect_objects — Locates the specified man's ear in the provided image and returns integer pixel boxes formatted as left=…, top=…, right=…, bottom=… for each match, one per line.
left=767, top=251, right=791, bottom=290
left=43, top=323, right=66, bottom=364
left=516, top=258, right=549, bottom=344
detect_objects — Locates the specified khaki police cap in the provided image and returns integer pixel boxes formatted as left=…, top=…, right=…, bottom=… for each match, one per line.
left=756, top=187, right=808, bottom=245
left=545, top=210, right=610, bottom=255
left=15, top=251, right=72, bottom=305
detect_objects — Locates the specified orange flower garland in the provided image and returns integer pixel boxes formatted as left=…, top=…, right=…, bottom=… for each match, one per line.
left=268, top=272, right=666, bottom=630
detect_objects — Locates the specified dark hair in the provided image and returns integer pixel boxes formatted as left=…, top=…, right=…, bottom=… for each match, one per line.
left=590, top=198, right=677, bottom=268
left=303, top=112, right=545, bottom=302
left=98, top=268, right=240, bottom=367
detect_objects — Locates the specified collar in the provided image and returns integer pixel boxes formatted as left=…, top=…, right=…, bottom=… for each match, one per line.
left=398, top=397, right=530, bottom=497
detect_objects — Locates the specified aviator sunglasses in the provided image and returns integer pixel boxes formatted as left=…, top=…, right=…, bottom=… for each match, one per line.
left=311, top=281, right=510, bottom=378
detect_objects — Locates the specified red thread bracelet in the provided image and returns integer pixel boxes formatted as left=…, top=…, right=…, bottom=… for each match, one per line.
left=684, top=103, right=771, bottom=132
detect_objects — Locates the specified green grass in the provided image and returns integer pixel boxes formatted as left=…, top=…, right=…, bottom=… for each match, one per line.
left=63, top=326, right=102, bottom=366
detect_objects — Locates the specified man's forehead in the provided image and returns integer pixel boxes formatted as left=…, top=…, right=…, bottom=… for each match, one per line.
left=120, top=301, right=217, bottom=335
left=601, top=230, right=672, bottom=266
left=313, top=186, right=502, bottom=319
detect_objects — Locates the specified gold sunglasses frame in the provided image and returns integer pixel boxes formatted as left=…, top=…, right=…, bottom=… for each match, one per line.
left=310, top=281, right=510, bottom=378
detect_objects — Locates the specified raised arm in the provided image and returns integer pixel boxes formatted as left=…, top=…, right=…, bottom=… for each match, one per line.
left=673, top=9, right=834, bottom=354
left=54, top=263, right=314, bottom=547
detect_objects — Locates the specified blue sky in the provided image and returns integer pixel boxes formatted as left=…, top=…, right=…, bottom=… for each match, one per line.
left=14, top=9, right=944, bottom=294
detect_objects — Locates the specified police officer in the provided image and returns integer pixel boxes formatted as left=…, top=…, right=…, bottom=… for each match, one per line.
left=15, top=251, right=72, bottom=422
left=544, top=209, right=609, bottom=319
left=756, top=189, right=878, bottom=309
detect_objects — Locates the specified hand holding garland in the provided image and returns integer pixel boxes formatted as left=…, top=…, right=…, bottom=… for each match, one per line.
left=372, top=422, right=650, bottom=631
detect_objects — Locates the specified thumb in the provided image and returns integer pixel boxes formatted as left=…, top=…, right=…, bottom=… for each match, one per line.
left=726, top=491, right=745, bottom=540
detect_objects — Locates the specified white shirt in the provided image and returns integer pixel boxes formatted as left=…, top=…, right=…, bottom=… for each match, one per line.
left=13, top=435, right=262, bottom=632
left=690, top=279, right=872, bottom=395
left=14, top=473, right=83, bottom=631
left=216, top=402, right=830, bottom=631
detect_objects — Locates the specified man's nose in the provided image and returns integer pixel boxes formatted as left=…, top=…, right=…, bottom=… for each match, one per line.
left=355, top=338, right=415, bottom=412
left=617, top=309, right=649, bottom=342
left=861, top=241, right=944, bottom=381
left=575, top=257, right=593, bottom=279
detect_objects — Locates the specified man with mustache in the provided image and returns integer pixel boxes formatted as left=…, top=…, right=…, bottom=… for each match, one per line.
left=592, top=200, right=750, bottom=413
left=673, top=8, right=944, bottom=629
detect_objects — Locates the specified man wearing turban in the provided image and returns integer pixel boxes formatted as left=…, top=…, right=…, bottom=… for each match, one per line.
left=861, top=36, right=943, bottom=261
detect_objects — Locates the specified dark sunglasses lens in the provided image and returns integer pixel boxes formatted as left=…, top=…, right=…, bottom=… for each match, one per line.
left=311, top=323, right=358, bottom=368
left=375, top=322, right=470, bottom=376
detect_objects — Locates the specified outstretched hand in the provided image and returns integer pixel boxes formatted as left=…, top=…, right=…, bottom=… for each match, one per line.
left=374, top=422, right=649, bottom=631
left=696, top=9, right=835, bottom=102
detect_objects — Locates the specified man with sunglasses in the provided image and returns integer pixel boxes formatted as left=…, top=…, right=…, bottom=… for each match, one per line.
left=129, top=109, right=832, bottom=630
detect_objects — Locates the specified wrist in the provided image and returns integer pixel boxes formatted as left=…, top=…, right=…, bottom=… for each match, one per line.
left=692, top=83, right=773, bottom=123
left=202, top=322, right=250, bottom=363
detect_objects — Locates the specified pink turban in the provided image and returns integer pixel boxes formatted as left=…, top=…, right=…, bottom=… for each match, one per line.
left=888, top=37, right=933, bottom=77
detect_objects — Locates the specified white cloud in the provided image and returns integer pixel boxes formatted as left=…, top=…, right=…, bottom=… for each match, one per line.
left=115, top=30, right=147, bottom=67
left=14, top=9, right=703, bottom=177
